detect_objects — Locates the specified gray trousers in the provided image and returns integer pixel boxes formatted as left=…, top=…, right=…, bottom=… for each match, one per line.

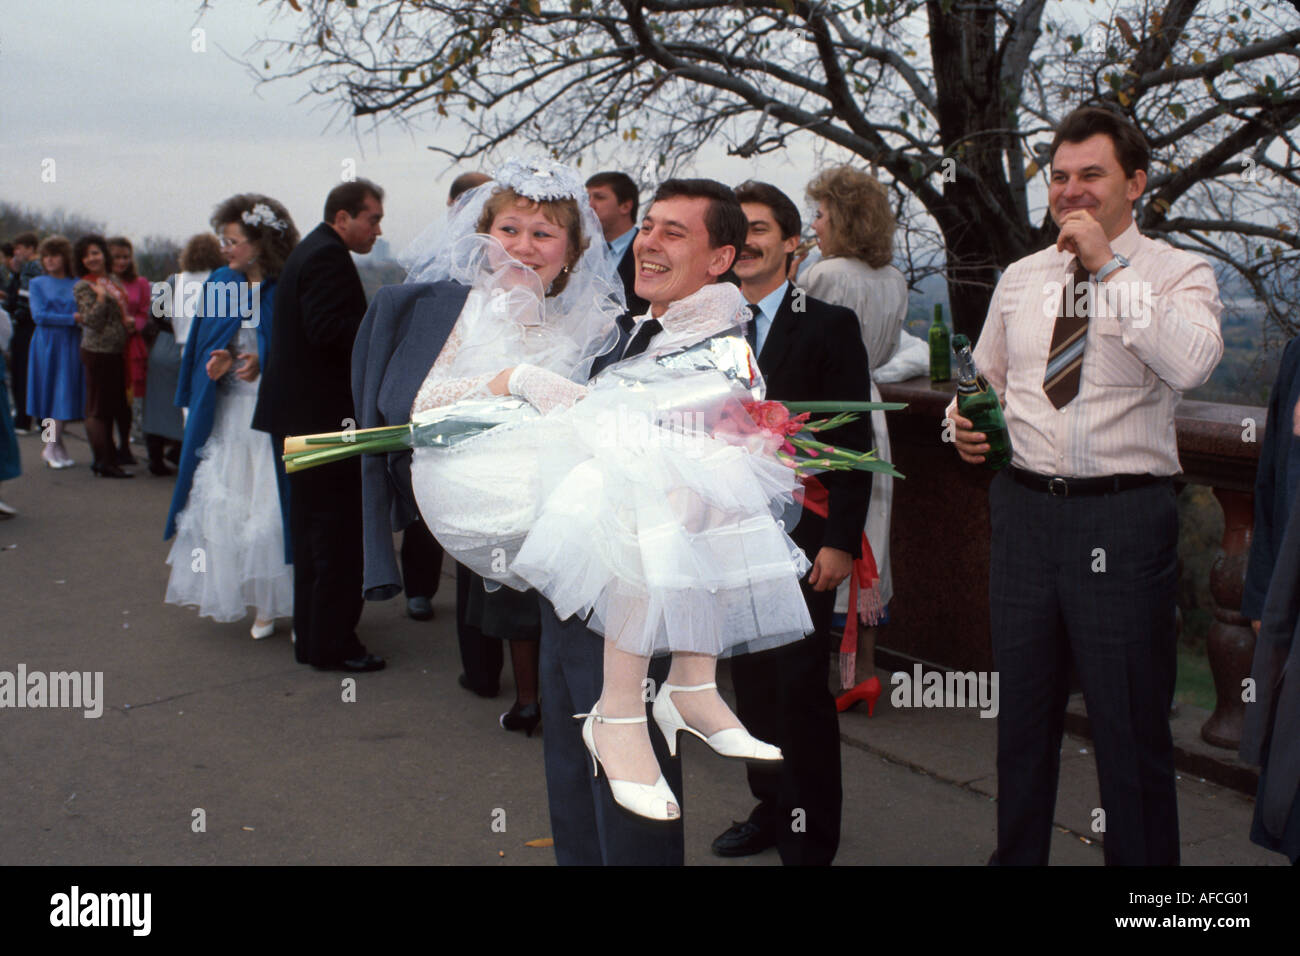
left=989, top=471, right=1180, bottom=865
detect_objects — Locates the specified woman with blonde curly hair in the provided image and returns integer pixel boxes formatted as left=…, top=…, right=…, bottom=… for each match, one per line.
left=165, top=194, right=300, bottom=638
left=804, top=166, right=907, bottom=688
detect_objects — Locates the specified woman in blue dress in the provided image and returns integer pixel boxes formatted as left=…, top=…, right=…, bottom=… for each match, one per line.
left=164, top=195, right=298, bottom=638
left=26, top=236, right=85, bottom=468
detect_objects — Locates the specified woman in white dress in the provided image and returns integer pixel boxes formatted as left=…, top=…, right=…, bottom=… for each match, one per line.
left=164, top=195, right=299, bottom=637
left=402, top=160, right=806, bottom=820
left=804, top=166, right=907, bottom=685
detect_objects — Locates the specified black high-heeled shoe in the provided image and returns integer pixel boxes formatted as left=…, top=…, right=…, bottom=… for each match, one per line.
left=499, top=701, right=541, bottom=737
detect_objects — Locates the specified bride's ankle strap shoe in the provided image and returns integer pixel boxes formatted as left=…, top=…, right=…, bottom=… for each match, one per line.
left=652, top=682, right=783, bottom=761
left=575, top=706, right=680, bottom=822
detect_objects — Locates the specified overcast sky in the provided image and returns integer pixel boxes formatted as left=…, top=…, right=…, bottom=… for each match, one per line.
left=1, top=0, right=858, bottom=262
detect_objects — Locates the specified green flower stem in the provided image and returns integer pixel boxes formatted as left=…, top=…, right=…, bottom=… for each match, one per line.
left=781, top=401, right=906, bottom=413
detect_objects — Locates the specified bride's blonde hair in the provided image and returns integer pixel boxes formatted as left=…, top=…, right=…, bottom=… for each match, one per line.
left=475, top=187, right=588, bottom=295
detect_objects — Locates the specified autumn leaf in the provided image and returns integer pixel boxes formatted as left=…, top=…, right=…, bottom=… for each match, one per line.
left=287, top=0, right=302, bottom=10
left=1152, top=197, right=1171, bottom=213
left=1115, top=15, right=1138, bottom=49
left=1024, top=160, right=1039, bottom=178
left=1170, top=102, right=1186, bottom=121
left=525, top=837, right=554, bottom=847
left=1192, top=50, right=1205, bottom=64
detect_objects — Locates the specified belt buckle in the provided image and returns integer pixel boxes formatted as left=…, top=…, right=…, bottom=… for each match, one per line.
left=1048, top=477, right=1069, bottom=497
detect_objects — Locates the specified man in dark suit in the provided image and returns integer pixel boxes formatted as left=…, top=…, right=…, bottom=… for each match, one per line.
left=252, top=179, right=387, bottom=672
left=585, top=171, right=649, bottom=317
left=539, top=178, right=748, bottom=865
left=710, top=181, right=873, bottom=865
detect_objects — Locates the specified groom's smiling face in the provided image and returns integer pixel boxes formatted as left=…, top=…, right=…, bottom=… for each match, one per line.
left=634, top=196, right=736, bottom=317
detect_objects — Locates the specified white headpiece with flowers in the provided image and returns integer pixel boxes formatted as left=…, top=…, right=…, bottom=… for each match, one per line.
left=242, top=202, right=288, bottom=234
left=399, top=156, right=624, bottom=384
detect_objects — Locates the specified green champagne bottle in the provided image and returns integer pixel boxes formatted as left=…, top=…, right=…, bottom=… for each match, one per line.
left=928, top=303, right=951, bottom=382
left=951, top=333, right=1012, bottom=471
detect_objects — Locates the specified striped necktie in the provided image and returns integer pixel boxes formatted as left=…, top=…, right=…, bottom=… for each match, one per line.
left=1044, top=261, right=1092, bottom=409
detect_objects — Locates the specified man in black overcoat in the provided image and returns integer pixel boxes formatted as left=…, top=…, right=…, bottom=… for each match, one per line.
left=710, top=181, right=873, bottom=865
left=253, top=179, right=387, bottom=672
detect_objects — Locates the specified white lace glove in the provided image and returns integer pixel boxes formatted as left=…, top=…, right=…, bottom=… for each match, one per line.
left=508, top=363, right=588, bottom=414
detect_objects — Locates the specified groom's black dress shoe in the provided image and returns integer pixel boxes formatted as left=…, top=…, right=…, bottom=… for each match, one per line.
left=711, top=820, right=776, bottom=857
left=314, top=654, right=386, bottom=673
left=406, top=596, right=434, bottom=621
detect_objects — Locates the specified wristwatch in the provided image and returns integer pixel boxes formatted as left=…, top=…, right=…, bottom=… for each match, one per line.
left=1095, top=253, right=1130, bottom=282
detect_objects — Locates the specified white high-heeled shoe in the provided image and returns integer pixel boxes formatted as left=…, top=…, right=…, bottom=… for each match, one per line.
left=652, top=682, right=783, bottom=761
left=250, top=620, right=275, bottom=640
left=576, top=705, right=680, bottom=822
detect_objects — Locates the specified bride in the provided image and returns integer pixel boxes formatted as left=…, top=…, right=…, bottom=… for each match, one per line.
left=165, top=195, right=297, bottom=634
left=364, top=159, right=811, bottom=821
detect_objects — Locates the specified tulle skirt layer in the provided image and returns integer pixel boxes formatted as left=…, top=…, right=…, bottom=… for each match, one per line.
left=165, top=387, right=293, bottom=623
left=412, top=393, right=811, bottom=658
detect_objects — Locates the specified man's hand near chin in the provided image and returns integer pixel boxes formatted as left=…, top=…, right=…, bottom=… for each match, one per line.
left=1054, top=210, right=1114, bottom=274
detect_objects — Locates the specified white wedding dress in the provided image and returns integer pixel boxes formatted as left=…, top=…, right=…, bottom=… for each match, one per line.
left=165, top=326, right=293, bottom=622
left=409, top=283, right=813, bottom=660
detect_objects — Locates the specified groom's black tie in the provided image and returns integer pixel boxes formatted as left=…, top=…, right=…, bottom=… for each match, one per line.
left=624, top=317, right=663, bottom=359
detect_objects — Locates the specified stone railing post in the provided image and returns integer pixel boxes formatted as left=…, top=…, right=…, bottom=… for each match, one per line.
left=1201, top=487, right=1255, bottom=748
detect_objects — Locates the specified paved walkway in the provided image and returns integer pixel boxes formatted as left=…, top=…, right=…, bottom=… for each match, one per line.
left=0, top=429, right=1280, bottom=865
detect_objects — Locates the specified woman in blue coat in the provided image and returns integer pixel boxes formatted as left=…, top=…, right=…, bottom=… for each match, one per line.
left=164, top=195, right=297, bottom=639
left=26, top=236, right=85, bottom=468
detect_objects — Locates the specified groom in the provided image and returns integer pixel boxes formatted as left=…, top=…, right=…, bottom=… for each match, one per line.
left=538, top=178, right=749, bottom=865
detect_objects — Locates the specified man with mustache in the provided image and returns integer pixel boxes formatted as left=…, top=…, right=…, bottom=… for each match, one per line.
left=710, top=180, right=873, bottom=865
left=949, top=106, right=1223, bottom=865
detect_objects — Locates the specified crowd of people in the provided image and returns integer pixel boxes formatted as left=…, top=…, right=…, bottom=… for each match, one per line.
left=1, top=103, right=1296, bottom=867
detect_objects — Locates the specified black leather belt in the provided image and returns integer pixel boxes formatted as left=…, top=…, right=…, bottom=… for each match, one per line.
left=1009, top=467, right=1168, bottom=498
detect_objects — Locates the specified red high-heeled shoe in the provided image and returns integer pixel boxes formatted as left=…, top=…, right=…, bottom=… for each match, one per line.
left=836, top=675, right=882, bottom=717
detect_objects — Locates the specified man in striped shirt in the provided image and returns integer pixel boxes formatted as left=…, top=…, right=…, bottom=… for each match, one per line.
left=950, top=106, right=1223, bottom=865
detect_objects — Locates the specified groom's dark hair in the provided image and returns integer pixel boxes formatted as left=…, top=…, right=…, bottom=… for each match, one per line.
left=650, top=179, right=747, bottom=257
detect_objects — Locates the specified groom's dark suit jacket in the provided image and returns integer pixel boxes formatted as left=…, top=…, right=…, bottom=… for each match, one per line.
left=351, top=280, right=469, bottom=600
